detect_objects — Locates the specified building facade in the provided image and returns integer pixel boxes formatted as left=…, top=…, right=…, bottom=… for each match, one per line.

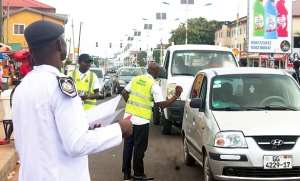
left=215, top=0, right=300, bottom=69
left=2, top=0, right=67, bottom=50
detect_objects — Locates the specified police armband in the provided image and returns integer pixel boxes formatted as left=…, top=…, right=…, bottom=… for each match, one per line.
left=57, top=76, right=77, bottom=98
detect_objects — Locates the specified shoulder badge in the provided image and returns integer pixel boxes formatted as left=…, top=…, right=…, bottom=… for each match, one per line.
left=57, top=76, right=77, bottom=98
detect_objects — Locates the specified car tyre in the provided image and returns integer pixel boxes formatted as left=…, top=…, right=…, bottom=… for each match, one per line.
left=161, top=114, right=172, bottom=135
left=107, top=88, right=113, bottom=97
left=183, top=136, right=195, bottom=166
left=203, top=153, right=215, bottom=181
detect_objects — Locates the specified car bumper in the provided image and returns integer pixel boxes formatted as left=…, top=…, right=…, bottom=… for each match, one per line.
left=207, top=137, right=300, bottom=181
left=166, top=100, right=185, bottom=127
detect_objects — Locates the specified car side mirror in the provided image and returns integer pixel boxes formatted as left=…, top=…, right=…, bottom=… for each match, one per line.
left=158, top=67, right=167, bottom=79
left=190, top=98, right=205, bottom=112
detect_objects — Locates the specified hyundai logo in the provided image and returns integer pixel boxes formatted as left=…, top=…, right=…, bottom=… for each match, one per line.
left=270, top=139, right=284, bottom=146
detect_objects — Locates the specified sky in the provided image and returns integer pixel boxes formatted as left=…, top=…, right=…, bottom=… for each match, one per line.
left=39, top=0, right=248, bottom=57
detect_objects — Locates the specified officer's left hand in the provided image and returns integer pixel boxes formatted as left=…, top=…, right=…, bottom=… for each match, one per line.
left=175, top=85, right=183, bottom=97
left=80, top=95, right=89, bottom=100
left=119, top=117, right=133, bottom=138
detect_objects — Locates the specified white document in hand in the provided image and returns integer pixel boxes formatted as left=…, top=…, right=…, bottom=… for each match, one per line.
left=85, top=95, right=125, bottom=127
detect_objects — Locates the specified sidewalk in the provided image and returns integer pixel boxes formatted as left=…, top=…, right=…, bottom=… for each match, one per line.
left=0, top=122, right=17, bottom=181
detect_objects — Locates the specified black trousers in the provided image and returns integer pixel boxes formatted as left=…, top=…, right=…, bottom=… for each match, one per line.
left=122, top=123, right=150, bottom=176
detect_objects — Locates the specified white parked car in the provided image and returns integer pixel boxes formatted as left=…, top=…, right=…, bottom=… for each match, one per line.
left=182, top=67, right=300, bottom=181
left=160, top=45, right=238, bottom=134
left=90, top=68, right=112, bottom=98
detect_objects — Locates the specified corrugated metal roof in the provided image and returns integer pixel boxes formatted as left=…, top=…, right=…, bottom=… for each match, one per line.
left=3, top=0, right=55, bottom=10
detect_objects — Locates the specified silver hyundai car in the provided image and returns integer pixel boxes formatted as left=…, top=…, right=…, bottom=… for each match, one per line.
left=182, top=67, right=300, bottom=181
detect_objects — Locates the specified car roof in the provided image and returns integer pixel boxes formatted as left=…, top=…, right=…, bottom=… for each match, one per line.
left=118, top=66, right=143, bottom=70
left=199, top=67, right=289, bottom=78
left=167, top=44, right=233, bottom=52
left=90, top=67, right=103, bottom=71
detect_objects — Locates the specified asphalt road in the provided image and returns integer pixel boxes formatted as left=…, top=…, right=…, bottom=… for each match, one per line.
left=89, top=95, right=204, bottom=181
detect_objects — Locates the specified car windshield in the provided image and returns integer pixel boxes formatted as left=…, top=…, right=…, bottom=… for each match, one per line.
left=171, top=50, right=237, bottom=76
left=211, top=74, right=300, bottom=111
left=119, top=68, right=143, bottom=76
left=90, top=69, right=103, bottom=78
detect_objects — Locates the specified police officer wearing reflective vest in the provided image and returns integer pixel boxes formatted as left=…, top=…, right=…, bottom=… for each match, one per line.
left=69, top=54, right=101, bottom=110
left=121, top=62, right=183, bottom=181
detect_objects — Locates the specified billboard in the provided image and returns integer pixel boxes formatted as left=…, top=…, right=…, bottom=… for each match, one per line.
left=248, top=0, right=292, bottom=53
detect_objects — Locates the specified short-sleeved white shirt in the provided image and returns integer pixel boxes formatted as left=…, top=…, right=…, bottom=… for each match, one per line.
left=124, top=74, right=164, bottom=125
left=12, top=65, right=122, bottom=181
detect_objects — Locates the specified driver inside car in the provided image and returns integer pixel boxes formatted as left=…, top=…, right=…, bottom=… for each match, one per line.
left=212, top=82, right=240, bottom=109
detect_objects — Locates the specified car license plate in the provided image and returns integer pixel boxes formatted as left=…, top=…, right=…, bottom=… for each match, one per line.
left=264, top=155, right=293, bottom=169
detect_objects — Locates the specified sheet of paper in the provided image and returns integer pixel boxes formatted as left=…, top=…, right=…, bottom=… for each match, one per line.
left=85, top=95, right=125, bottom=126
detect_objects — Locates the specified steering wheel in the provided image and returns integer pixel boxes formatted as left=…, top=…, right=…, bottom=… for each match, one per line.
left=259, top=96, right=287, bottom=107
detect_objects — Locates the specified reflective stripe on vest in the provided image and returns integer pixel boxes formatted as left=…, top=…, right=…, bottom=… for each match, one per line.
left=71, top=70, right=97, bottom=110
left=125, top=75, right=154, bottom=120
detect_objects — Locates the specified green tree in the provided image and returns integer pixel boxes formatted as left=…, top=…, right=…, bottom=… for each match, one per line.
left=137, top=51, right=147, bottom=66
left=152, top=49, right=161, bottom=64
left=169, top=17, right=222, bottom=45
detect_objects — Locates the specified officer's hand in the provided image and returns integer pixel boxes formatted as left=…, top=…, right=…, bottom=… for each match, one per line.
left=175, top=85, right=183, bottom=97
left=118, top=117, right=133, bottom=138
left=80, top=95, right=86, bottom=100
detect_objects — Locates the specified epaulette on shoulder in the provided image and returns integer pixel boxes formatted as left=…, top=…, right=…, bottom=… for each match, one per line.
left=57, top=76, right=77, bottom=98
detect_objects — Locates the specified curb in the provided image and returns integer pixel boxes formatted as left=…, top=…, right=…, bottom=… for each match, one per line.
left=0, top=145, right=17, bottom=181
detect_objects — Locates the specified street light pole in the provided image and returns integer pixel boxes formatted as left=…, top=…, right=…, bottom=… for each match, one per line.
left=0, top=0, right=3, bottom=43
left=77, top=22, right=83, bottom=57
left=181, top=1, right=212, bottom=44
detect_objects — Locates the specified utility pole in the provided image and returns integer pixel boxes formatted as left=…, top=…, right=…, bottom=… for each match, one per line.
left=0, top=0, right=3, bottom=43
left=71, top=19, right=75, bottom=62
left=77, top=22, right=82, bottom=57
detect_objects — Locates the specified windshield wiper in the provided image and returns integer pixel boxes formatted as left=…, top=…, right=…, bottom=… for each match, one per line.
left=213, top=107, right=243, bottom=111
left=241, top=106, right=297, bottom=111
left=263, top=105, right=297, bottom=111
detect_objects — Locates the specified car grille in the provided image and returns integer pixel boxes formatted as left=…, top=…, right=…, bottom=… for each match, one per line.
left=223, top=167, right=300, bottom=178
left=252, top=136, right=298, bottom=150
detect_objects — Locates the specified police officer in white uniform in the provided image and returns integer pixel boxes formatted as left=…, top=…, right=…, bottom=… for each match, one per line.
left=12, top=20, right=132, bottom=181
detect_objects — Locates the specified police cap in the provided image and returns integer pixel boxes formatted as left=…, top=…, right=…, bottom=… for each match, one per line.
left=24, top=20, right=64, bottom=48
left=78, top=54, right=92, bottom=63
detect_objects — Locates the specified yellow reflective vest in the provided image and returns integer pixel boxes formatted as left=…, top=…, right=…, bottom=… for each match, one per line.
left=70, top=70, right=97, bottom=110
left=125, top=75, right=155, bottom=120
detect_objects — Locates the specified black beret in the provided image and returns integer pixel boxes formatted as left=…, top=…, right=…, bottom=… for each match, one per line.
left=24, top=20, right=64, bottom=48
left=78, top=54, right=92, bottom=63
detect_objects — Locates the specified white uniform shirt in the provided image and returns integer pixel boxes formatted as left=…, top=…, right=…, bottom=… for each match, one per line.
left=12, top=65, right=122, bottom=181
left=124, top=74, right=164, bottom=125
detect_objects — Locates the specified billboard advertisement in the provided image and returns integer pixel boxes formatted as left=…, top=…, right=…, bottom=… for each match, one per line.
left=248, top=0, right=292, bottom=53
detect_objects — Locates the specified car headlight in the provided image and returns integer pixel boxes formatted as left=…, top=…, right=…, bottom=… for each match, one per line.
left=214, top=131, right=248, bottom=148
left=167, top=83, right=177, bottom=99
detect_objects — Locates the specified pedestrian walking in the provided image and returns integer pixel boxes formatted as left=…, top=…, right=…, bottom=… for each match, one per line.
left=12, top=20, right=132, bottom=181
left=292, top=60, right=300, bottom=85
left=121, top=62, right=183, bottom=181
left=68, top=54, right=101, bottom=110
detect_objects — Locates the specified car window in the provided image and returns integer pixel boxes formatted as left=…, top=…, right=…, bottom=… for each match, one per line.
left=119, top=68, right=143, bottom=76
left=211, top=74, right=300, bottom=110
left=171, top=50, right=237, bottom=76
left=190, top=73, right=204, bottom=98
left=163, top=50, right=170, bottom=77
left=199, top=77, right=207, bottom=100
